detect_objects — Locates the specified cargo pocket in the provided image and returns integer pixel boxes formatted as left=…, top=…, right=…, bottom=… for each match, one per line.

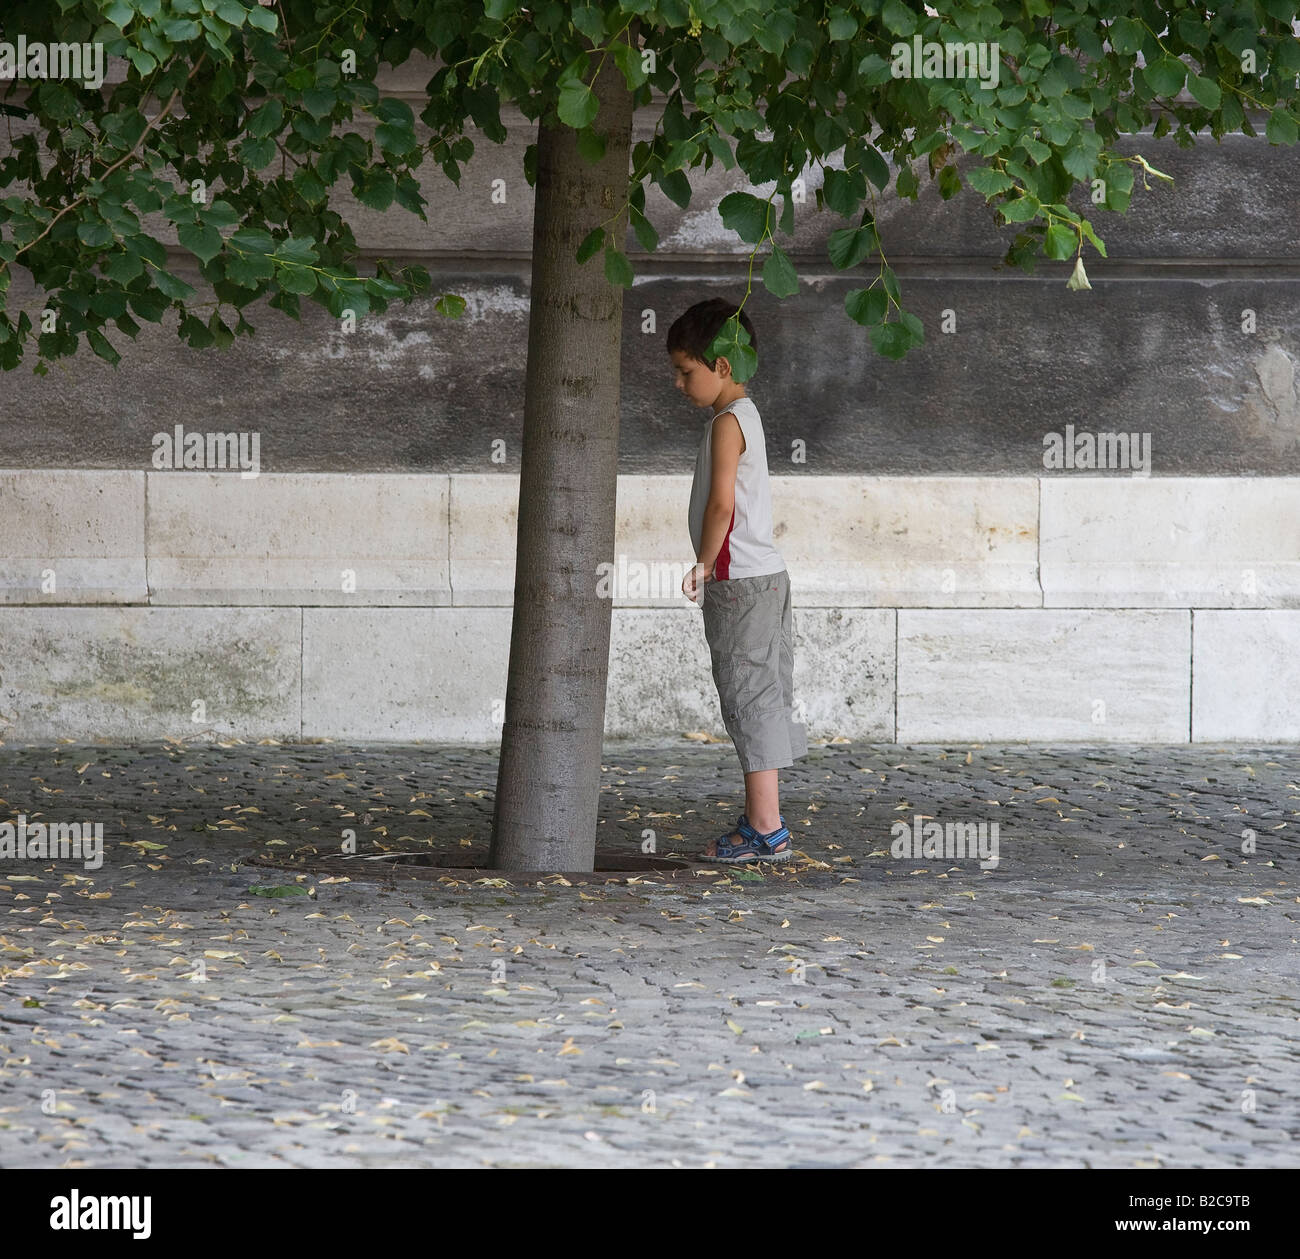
left=716, top=581, right=782, bottom=723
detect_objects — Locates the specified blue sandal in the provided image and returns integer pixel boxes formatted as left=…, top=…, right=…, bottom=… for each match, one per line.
left=700, top=813, right=793, bottom=864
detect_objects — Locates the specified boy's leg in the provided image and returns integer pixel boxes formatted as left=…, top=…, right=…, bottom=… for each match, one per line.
left=743, top=767, right=781, bottom=835
left=699, top=573, right=793, bottom=857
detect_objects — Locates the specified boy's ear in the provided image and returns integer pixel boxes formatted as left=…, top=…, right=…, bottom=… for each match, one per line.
left=714, top=355, right=732, bottom=380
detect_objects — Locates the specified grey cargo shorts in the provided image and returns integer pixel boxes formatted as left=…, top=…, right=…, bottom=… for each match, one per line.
left=701, top=569, right=808, bottom=773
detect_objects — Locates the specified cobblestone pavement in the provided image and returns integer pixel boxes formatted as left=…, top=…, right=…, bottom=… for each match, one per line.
left=0, top=737, right=1296, bottom=1169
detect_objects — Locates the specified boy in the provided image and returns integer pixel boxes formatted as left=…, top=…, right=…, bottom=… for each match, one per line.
left=667, top=298, right=808, bottom=864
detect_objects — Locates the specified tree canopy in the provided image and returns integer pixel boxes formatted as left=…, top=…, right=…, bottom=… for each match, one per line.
left=2, top=0, right=1298, bottom=373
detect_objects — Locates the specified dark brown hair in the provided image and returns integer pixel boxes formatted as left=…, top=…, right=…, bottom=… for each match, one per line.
left=666, top=298, right=757, bottom=371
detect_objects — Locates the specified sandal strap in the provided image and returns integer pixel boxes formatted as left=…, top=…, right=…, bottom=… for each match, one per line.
left=739, top=814, right=790, bottom=852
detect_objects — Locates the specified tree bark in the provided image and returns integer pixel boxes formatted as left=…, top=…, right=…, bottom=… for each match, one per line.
left=488, top=48, right=634, bottom=871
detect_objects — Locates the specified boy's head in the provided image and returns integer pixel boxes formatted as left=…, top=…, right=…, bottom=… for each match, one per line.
left=666, top=298, right=757, bottom=408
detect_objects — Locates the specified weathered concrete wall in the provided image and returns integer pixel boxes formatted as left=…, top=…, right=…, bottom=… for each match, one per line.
left=0, top=112, right=1297, bottom=473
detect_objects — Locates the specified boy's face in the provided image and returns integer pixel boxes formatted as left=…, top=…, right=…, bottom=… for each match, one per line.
left=669, top=347, right=731, bottom=409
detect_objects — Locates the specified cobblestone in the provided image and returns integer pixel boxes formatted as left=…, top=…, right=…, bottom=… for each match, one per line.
left=0, top=738, right=1296, bottom=1167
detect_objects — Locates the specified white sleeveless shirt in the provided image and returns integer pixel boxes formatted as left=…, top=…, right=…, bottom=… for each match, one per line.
left=687, top=394, right=785, bottom=580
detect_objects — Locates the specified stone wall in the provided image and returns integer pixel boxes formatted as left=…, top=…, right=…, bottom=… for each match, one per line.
left=0, top=471, right=1296, bottom=742
left=1, top=74, right=1297, bottom=742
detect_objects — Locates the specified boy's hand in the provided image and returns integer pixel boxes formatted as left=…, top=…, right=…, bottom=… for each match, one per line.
left=683, top=561, right=713, bottom=603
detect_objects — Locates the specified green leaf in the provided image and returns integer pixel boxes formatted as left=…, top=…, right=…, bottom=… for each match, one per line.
left=857, top=53, right=895, bottom=85
left=603, top=245, right=633, bottom=288
left=376, top=122, right=416, bottom=155
left=302, top=87, right=336, bottom=120
left=1187, top=74, right=1221, bottom=111
left=375, top=97, right=415, bottom=126
left=247, top=5, right=278, bottom=33
left=277, top=265, right=318, bottom=295
left=1265, top=110, right=1298, bottom=145
left=435, top=293, right=466, bottom=318
left=1079, top=218, right=1108, bottom=259
left=1019, top=136, right=1051, bottom=163
left=356, top=170, right=396, bottom=210
left=860, top=143, right=890, bottom=191
left=273, top=236, right=319, bottom=264
left=558, top=78, right=598, bottom=129
left=937, top=165, right=961, bottom=199
left=202, top=200, right=241, bottom=230
left=823, top=167, right=862, bottom=217
left=127, top=47, right=157, bottom=75
left=365, top=276, right=406, bottom=300
left=230, top=228, right=274, bottom=254
left=999, top=194, right=1041, bottom=223
left=828, top=8, right=857, bottom=40
left=869, top=321, right=911, bottom=359
left=656, top=168, right=691, bottom=209
left=611, top=41, right=648, bottom=89
left=1142, top=57, right=1186, bottom=97
left=105, top=250, right=144, bottom=284
left=162, top=18, right=200, bottom=41
left=239, top=136, right=276, bottom=169
left=718, top=191, right=771, bottom=244
left=86, top=328, right=121, bottom=365
left=1044, top=223, right=1076, bottom=260
left=1059, top=93, right=1093, bottom=120
left=630, top=207, right=658, bottom=253
left=966, top=166, right=1014, bottom=197
left=1061, top=144, right=1096, bottom=181
left=827, top=223, right=876, bottom=270
left=576, top=226, right=604, bottom=263
left=575, top=126, right=606, bottom=165
left=1108, top=17, right=1144, bottom=56
left=247, top=884, right=309, bottom=898
left=151, top=269, right=196, bottom=300
left=881, top=0, right=917, bottom=36
left=77, top=221, right=113, bottom=248
left=178, top=222, right=223, bottom=263
left=246, top=98, right=283, bottom=138
left=128, top=290, right=170, bottom=322
left=845, top=286, right=887, bottom=326
left=705, top=316, right=758, bottom=383
left=225, top=252, right=275, bottom=287
left=761, top=244, right=799, bottom=298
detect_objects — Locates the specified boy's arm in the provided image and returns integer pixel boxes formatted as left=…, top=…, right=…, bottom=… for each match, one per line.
left=695, top=411, right=745, bottom=572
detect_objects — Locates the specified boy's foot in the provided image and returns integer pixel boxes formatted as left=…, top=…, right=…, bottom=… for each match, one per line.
left=699, top=814, right=791, bottom=863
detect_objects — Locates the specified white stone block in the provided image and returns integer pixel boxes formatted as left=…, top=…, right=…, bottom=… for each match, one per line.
left=449, top=474, right=519, bottom=606
left=303, top=608, right=510, bottom=740
left=1041, top=478, right=1300, bottom=607
left=791, top=608, right=896, bottom=739
left=0, top=471, right=146, bottom=603
left=147, top=473, right=450, bottom=604
left=1193, top=611, right=1300, bottom=740
left=774, top=476, right=1041, bottom=606
left=0, top=607, right=300, bottom=740
left=898, top=610, right=1190, bottom=741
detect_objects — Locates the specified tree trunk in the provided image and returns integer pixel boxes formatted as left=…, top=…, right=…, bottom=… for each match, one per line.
left=488, top=49, right=634, bottom=871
